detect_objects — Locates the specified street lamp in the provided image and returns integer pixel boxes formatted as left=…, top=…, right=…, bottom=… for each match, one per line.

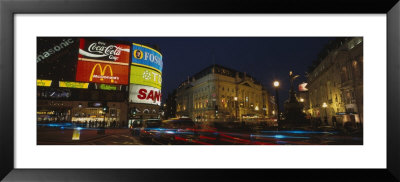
left=299, top=98, right=304, bottom=102
left=273, top=81, right=280, bottom=122
left=234, top=96, right=238, bottom=121
left=274, top=81, right=280, bottom=87
left=102, top=106, right=107, bottom=126
left=322, top=102, right=328, bottom=125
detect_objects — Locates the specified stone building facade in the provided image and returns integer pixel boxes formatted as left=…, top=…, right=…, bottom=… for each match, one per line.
left=307, top=37, right=363, bottom=127
left=175, top=64, right=274, bottom=122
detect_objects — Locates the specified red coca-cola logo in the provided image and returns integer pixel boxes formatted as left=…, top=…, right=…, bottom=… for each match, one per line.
left=79, top=39, right=130, bottom=62
left=88, top=43, right=122, bottom=58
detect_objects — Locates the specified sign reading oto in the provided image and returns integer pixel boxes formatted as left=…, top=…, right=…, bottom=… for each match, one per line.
left=76, top=39, right=130, bottom=85
left=130, top=65, right=162, bottom=89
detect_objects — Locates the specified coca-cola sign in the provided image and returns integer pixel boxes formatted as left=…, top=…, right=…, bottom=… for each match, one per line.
left=78, top=38, right=130, bottom=62
left=76, top=38, right=130, bottom=85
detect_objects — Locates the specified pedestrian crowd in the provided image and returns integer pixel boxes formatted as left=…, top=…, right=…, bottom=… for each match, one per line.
left=72, top=120, right=119, bottom=128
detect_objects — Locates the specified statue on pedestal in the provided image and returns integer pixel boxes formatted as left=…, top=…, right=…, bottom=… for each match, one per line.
left=289, top=71, right=300, bottom=103
left=281, top=70, right=309, bottom=129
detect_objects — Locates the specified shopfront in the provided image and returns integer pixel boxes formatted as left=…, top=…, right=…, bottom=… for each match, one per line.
left=37, top=100, right=72, bottom=123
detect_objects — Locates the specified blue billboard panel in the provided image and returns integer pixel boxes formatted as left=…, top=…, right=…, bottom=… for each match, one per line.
left=132, top=43, right=163, bottom=72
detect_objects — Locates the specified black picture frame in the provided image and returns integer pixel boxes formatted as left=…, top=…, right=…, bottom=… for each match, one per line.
left=1, top=0, right=399, bottom=181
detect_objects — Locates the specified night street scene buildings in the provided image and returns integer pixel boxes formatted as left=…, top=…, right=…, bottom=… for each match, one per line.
left=37, top=37, right=363, bottom=145
left=306, top=37, right=363, bottom=130
left=175, top=64, right=275, bottom=123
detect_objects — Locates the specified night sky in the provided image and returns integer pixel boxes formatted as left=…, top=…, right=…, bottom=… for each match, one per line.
left=113, top=37, right=336, bottom=108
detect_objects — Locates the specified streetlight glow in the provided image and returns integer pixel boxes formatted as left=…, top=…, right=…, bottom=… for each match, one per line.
left=322, top=102, right=328, bottom=108
left=233, top=96, right=239, bottom=121
left=273, top=81, right=280, bottom=87
left=273, top=81, right=280, bottom=122
left=300, top=98, right=304, bottom=102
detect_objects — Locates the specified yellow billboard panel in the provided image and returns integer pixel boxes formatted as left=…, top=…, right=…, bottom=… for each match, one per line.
left=130, top=65, right=162, bottom=89
left=59, top=81, right=89, bottom=89
left=37, top=79, right=52, bottom=87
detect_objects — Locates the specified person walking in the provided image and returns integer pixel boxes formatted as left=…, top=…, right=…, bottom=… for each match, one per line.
left=311, top=117, right=315, bottom=129
left=318, top=117, right=322, bottom=127
left=332, top=116, right=337, bottom=129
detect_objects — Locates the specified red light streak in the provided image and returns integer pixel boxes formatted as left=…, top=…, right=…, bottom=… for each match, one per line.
left=191, top=140, right=212, bottom=145
left=174, top=136, right=186, bottom=141
left=199, top=135, right=217, bottom=140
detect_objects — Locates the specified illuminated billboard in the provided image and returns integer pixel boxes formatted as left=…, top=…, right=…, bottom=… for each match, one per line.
left=37, top=79, right=52, bottom=87
left=99, top=84, right=117, bottom=90
left=129, top=84, right=161, bottom=106
left=76, top=39, right=130, bottom=85
left=59, top=81, right=89, bottom=89
left=130, top=65, right=162, bottom=89
left=132, top=43, right=163, bottom=72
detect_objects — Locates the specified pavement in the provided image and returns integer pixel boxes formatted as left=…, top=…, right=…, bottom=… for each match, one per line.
left=37, top=127, right=141, bottom=145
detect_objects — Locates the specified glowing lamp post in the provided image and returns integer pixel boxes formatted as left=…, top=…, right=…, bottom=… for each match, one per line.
left=103, top=106, right=107, bottom=123
left=273, top=81, right=280, bottom=122
left=322, top=102, right=328, bottom=125
left=234, top=96, right=238, bottom=121
left=274, top=81, right=280, bottom=87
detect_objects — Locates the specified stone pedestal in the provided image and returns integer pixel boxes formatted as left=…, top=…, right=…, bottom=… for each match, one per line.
left=280, top=90, right=309, bottom=129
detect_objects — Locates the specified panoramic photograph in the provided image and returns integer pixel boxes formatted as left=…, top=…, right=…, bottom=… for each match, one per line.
left=37, top=37, right=363, bottom=145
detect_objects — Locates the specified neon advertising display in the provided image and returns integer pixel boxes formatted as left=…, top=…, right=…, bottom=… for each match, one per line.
left=129, top=42, right=163, bottom=105
left=59, top=81, right=89, bottom=89
left=131, top=43, right=163, bottom=72
left=129, top=84, right=161, bottom=106
left=75, top=39, right=130, bottom=85
left=130, top=65, right=162, bottom=89
left=99, top=84, right=117, bottom=90
left=37, top=79, right=52, bottom=87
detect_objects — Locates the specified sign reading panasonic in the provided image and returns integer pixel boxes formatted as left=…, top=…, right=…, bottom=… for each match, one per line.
left=132, top=43, right=163, bottom=72
left=129, top=84, right=161, bottom=106
left=37, top=38, right=75, bottom=63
